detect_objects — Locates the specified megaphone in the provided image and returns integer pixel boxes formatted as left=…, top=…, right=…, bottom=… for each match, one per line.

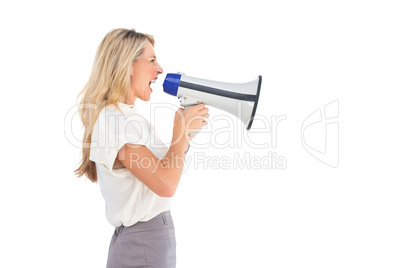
left=163, top=73, right=262, bottom=130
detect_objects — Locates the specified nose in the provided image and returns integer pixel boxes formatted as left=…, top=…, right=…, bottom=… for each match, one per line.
left=156, top=62, right=163, bottom=75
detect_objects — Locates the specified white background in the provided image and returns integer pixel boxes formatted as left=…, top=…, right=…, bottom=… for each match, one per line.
left=1, top=0, right=401, bottom=267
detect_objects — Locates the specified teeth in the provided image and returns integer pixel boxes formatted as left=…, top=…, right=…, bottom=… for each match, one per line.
left=150, top=80, right=156, bottom=83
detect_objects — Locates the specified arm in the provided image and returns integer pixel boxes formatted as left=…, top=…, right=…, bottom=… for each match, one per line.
left=117, top=104, right=209, bottom=197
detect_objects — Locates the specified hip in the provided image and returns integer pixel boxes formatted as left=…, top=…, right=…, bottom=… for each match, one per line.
left=107, top=210, right=176, bottom=268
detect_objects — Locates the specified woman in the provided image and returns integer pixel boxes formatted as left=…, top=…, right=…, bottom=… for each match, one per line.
left=75, top=28, right=209, bottom=268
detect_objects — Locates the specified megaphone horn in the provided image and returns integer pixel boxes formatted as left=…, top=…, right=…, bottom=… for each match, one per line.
left=163, top=73, right=262, bottom=130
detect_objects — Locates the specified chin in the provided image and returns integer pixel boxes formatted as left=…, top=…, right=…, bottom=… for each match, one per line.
left=140, top=96, right=151, bottom=102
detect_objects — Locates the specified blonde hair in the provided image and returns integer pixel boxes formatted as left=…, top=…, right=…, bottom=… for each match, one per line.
left=74, top=28, right=155, bottom=182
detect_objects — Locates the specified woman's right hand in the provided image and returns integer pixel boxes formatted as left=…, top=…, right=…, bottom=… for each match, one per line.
left=172, top=103, right=209, bottom=142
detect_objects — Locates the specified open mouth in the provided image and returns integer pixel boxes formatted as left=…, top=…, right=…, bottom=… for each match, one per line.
left=149, top=78, right=157, bottom=93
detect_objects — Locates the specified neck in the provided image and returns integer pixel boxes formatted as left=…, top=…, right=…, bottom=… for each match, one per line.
left=124, top=95, right=137, bottom=105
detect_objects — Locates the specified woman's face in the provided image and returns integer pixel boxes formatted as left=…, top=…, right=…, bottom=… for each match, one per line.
left=129, top=41, right=163, bottom=103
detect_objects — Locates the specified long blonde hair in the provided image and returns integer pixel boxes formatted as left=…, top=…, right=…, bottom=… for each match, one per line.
left=74, top=28, right=155, bottom=182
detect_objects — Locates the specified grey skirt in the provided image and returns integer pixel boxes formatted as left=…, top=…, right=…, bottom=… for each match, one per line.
left=106, top=211, right=176, bottom=268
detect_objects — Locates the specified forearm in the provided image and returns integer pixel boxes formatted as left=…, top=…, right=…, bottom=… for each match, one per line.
left=158, top=131, right=189, bottom=194
left=155, top=104, right=207, bottom=196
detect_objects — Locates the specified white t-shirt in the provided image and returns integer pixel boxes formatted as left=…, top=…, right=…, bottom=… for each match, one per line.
left=89, top=102, right=171, bottom=227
